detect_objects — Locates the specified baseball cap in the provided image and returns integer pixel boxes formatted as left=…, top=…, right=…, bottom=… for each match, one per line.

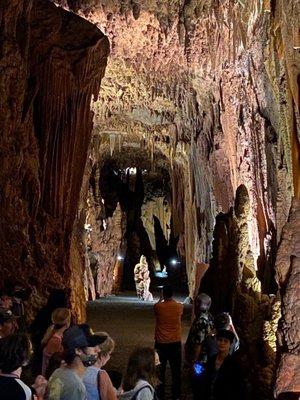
left=62, top=324, right=107, bottom=351
left=0, top=310, right=19, bottom=325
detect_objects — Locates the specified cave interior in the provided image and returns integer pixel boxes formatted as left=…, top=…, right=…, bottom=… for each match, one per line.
left=0, top=0, right=300, bottom=398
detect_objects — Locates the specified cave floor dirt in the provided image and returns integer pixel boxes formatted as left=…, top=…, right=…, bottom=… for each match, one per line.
left=87, top=290, right=193, bottom=399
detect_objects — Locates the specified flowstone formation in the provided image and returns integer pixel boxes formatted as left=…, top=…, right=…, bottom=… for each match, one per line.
left=134, top=255, right=153, bottom=301
left=0, top=0, right=109, bottom=321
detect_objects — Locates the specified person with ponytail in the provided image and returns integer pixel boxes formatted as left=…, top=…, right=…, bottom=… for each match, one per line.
left=41, top=308, right=71, bottom=375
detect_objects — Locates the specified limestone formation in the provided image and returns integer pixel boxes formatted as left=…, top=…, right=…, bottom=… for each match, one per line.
left=1, top=1, right=299, bottom=398
left=274, top=198, right=300, bottom=398
left=0, top=0, right=109, bottom=320
left=134, top=255, right=153, bottom=301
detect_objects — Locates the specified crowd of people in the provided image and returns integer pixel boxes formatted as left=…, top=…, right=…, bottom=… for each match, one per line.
left=0, top=284, right=248, bottom=400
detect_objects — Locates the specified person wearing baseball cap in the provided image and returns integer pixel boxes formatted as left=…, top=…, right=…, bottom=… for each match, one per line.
left=47, top=324, right=107, bottom=400
left=0, top=309, right=19, bottom=338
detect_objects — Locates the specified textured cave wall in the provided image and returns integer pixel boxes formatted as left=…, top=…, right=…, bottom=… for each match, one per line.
left=78, top=133, right=173, bottom=297
left=56, top=0, right=299, bottom=289
left=274, top=198, right=300, bottom=398
left=0, top=0, right=109, bottom=320
left=52, top=1, right=299, bottom=396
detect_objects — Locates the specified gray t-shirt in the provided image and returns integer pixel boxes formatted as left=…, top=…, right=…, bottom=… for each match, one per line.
left=47, top=367, right=87, bottom=400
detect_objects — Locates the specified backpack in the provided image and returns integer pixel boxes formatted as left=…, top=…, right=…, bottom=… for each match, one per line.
left=131, top=384, right=158, bottom=400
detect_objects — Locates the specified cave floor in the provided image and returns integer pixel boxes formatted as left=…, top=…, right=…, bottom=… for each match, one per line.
left=87, top=290, right=193, bottom=399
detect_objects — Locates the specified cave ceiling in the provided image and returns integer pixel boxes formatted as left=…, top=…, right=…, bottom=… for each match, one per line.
left=56, top=0, right=300, bottom=271
left=55, top=0, right=233, bottom=145
left=1, top=1, right=299, bottom=397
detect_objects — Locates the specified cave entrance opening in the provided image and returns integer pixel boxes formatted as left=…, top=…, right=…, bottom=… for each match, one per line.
left=84, top=147, right=188, bottom=300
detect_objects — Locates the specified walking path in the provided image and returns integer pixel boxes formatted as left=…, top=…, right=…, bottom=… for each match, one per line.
left=87, top=291, right=193, bottom=399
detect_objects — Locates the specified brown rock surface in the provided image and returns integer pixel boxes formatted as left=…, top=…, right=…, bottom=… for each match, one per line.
left=275, top=198, right=300, bottom=397
left=0, top=0, right=109, bottom=320
left=1, top=1, right=300, bottom=397
left=54, top=0, right=299, bottom=295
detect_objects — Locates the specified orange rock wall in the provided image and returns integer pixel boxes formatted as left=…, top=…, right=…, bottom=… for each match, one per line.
left=0, top=0, right=109, bottom=320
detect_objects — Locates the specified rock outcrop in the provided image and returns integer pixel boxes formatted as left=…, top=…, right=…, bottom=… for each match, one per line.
left=0, top=0, right=109, bottom=320
left=274, top=198, right=300, bottom=398
left=55, top=0, right=299, bottom=294
left=1, top=1, right=299, bottom=398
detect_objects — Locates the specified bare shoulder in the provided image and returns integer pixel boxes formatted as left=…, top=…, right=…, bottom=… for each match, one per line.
left=100, top=370, right=110, bottom=380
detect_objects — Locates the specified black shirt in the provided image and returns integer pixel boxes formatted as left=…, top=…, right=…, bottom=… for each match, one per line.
left=0, top=375, right=33, bottom=400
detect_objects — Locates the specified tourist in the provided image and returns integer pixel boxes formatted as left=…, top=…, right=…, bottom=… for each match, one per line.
left=83, top=332, right=117, bottom=400
left=154, top=284, right=183, bottom=400
left=41, top=308, right=71, bottom=375
left=119, top=347, right=158, bottom=400
left=47, top=324, right=107, bottom=400
left=199, top=329, right=247, bottom=400
left=30, top=289, right=70, bottom=375
left=184, top=293, right=213, bottom=399
left=204, top=312, right=239, bottom=358
left=0, top=309, right=19, bottom=338
left=185, top=293, right=214, bottom=365
left=0, top=334, right=33, bottom=400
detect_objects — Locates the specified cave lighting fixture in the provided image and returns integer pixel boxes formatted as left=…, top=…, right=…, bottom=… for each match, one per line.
left=170, top=258, right=180, bottom=266
left=117, top=255, right=124, bottom=261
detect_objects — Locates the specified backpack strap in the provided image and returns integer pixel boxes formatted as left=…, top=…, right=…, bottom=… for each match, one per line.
left=131, top=384, right=153, bottom=400
left=97, top=369, right=101, bottom=399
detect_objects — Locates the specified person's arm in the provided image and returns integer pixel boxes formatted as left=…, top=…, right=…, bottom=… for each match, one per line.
left=99, top=370, right=117, bottom=400
left=32, top=375, right=48, bottom=400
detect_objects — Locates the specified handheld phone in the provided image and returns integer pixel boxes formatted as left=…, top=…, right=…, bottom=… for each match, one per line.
left=193, top=362, right=205, bottom=376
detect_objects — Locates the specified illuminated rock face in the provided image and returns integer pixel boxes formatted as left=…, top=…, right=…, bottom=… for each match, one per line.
left=0, top=0, right=109, bottom=320
left=274, top=198, right=300, bottom=397
left=52, top=2, right=299, bottom=396
left=1, top=0, right=299, bottom=398
left=58, top=0, right=298, bottom=290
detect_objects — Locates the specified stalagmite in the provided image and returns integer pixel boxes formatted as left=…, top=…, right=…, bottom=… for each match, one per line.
left=1, top=1, right=299, bottom=398
left=134, top=255, right=153, bottom=301
left=110, top=133, right=117, bottom=156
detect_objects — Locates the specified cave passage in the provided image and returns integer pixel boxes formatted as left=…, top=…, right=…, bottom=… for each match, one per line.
left=0, top=1, right=299, bottom=399
left=86, top=149, right=186, bottom=296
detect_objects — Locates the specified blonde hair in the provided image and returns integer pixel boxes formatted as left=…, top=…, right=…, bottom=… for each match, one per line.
left=95, top=331, right=115, bottom=357
left=42, top=308, right=71, bottom=347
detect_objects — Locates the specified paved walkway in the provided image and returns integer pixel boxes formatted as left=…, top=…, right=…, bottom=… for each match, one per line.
left=87, top=291, right=193, bottom=399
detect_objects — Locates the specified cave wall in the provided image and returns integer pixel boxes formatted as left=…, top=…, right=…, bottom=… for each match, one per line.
left=0, top=0, right=109, bottom=320
left=52, top=1, right=299, bottom=396
left=274, top=198, right=300, bottom=397
left=57, top=0, right=299, bottom=291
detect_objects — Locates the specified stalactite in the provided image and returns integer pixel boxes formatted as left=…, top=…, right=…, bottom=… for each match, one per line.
left=0, top=0, right=109, bottom=320
left=151, top=135, right=155, bottom=170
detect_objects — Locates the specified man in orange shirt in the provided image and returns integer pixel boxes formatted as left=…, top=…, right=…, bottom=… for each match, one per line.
left=154, top=284, right=183, bottom=400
